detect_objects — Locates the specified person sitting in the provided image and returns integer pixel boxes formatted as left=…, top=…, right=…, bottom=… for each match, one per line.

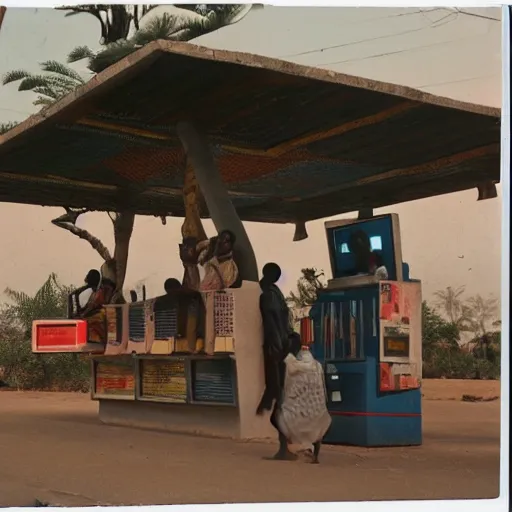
left=154, top=277, right=204, bottom=353
left=347, top=230, right=374, bottom=276
left=198, top=230, right=239, bottom=291
left=164, top=278, right=183, bottom=294
left=273, top=336, right=332, bottom=465
left=370, top=252, right=388, bottom=280
left=129, top=285, right=147, bottom=303
left=180, top=237, right=201, bottom=291
left=68, top=269, right=100, bottom=318
left=80, top=262, right=116, bottom=344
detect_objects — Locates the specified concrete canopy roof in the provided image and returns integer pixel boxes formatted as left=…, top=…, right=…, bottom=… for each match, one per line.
left=0, top=40, right=500, bottom=223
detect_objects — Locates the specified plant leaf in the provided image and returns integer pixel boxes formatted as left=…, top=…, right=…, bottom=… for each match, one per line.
left=2, top=69, right=31, bottom=86
left=67, top=45, right=95, bottom=63
left=40, top=60, right=84, bottom=84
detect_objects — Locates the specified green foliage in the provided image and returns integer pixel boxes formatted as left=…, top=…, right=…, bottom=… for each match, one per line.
left=3, top=273, right=71, bottom=333
left=67, top=7, right=244, bottom=74
left=287, top=268, right=327, bottom=308
left=421, top=296, right=500, bottom=380
left=0, top=274, right=90, bottom=391
left=2, top=6, right=243, bottom=110
left=57, top=5, right=159, bottom=44
left=422, top=301, right=460, bottom=351
left=77, top=40, right=138, bottom=74
left=2, top=60, right=85, bottom=108
left=0, top=121, right=19, bottom=135
left=174, top=5, right=244, bottom=40
left=132, top=13, right=189, bottom=45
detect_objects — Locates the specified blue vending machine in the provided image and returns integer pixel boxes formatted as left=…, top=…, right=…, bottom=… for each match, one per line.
left=309, top=213, right=422, bottom=447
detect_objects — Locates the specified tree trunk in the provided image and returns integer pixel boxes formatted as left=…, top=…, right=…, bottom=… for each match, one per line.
left=182, top=160, right=207, bottom=241
left=52, top=208, right=134, bottom=304
left=0, top=7, right=6, bottom=33
left=176, top=122, right=259, bottom=282
left=107, top=5, right=133, bottom=43
left=112, top=211, right=135, bottom=303
left=51, top=209, right=112, bottom=262
left=180, top=159, right=207, bottom=290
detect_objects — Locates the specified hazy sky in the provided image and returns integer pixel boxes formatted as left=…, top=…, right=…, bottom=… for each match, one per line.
left=0, top=6, right=503, bottom=308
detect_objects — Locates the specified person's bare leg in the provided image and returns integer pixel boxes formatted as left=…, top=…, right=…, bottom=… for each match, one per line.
left=311, top=441, right=321, bottom=464
left=271, top=431, right=297, bottom=461
left=268, top=407, right=297, bottom=461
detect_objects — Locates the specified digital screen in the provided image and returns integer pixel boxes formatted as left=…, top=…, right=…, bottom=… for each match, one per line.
left=327, top=215, right=397, bottom=280
left=340, top=236, right=382, bottom=253
left=370, top=236, right=382, bottom=251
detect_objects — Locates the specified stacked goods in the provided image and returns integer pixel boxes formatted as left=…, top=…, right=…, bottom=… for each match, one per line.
left=141, top=359, right=187, bottom=402
left=95, top=359, right=134, bottom=396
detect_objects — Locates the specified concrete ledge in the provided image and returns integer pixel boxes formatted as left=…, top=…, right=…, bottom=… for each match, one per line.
left=99, top=399, right=242, bottom=439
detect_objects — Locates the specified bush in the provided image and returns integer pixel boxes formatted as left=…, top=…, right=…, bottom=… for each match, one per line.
left=0, top=336, right=90, bottom=391
left=0, top=274, right=91, bottom=391
left=423, top=347, right=474, bottom=379
left=422, top=343, right=500, bottom=380
left=421, top=301, right=500, bottom=380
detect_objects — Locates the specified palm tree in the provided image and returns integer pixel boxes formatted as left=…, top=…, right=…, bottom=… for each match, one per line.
left=433, top=285, right=467, bottom=327
left=172, top=5, right=245, bottom=40
left=56, top=4, right=159, bottom=44
left=68, top=13, right=192, bottom=73
left=2, top=60, right=86, bottom=108
left=3, top=273, right=71, bottom=334
left=2, top=7, right=243, bottom=107
left=67, top=6, right=244, bottom=74
left=463, top=294, right=499, bottom=337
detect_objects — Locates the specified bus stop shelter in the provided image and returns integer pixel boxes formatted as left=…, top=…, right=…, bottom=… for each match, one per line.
left=0, top=40, right=500, bottom=224
left=0, top=39, right=502, bottom=445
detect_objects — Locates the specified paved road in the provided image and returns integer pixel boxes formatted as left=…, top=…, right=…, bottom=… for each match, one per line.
left=0, top=392, right=500, bottom=506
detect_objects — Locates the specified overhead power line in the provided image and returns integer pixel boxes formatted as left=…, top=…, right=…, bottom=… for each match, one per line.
left=279, top=8, right=499, bottom=61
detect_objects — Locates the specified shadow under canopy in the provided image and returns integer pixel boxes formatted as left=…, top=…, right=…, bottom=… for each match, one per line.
left=0, top=40, right=500, bottom=223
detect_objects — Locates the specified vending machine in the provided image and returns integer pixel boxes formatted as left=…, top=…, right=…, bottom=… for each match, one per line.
left=309, top=213, right=422, bottom=446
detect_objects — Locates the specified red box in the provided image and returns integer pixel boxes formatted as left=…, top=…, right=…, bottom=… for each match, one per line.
left=32, top=319, right=91, bottom=353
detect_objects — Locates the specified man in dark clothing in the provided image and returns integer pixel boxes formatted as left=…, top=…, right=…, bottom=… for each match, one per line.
left=257, top=262, right=297, bottom=460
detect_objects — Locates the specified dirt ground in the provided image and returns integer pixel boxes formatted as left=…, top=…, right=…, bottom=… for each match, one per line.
left=0, top=381, right=501, bottom=506
left=421, top=378, right=501, bottom=401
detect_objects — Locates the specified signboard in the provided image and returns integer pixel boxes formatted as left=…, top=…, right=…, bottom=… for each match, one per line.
left=380, top=363, right=420, bottom=392
left=379, top=281, right=412, bottom=364
left=379, top=281, right=422, bottom=392
left=139, top=359, right=187, bottom=403
left=32, top=319, right=88, bottom=353
left=94, top=357, right=135, bottom=399
left=383, top=330, right=410, bottom=358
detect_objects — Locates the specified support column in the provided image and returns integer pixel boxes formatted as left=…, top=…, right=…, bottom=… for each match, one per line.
left=177, top=122, right=259, bottom=282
